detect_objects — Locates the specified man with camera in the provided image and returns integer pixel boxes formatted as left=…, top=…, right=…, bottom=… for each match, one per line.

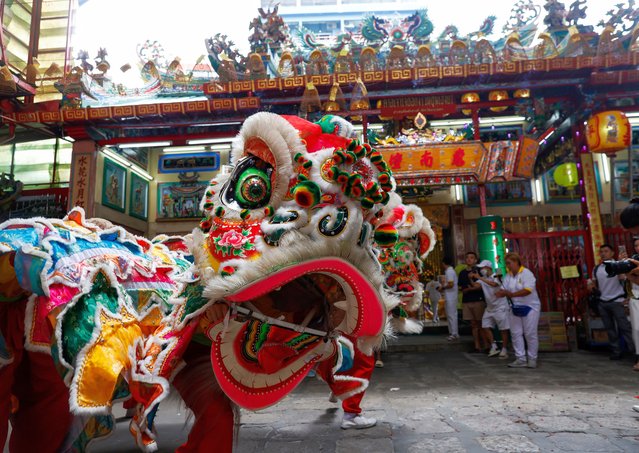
left=588, top=244, right=635, bottom=360
left=458, top=252, right=488, bottom=353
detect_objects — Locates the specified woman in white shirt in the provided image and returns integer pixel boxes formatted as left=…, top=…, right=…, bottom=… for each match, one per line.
left=496, top=252, right=541, bottom=369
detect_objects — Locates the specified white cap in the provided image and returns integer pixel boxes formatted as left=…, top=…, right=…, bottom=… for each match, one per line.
left=478, top=260, right=493, bottom=269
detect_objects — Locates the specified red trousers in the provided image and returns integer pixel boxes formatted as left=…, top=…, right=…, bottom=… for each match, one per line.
left=324, top=342, right=375, bottom=415
left=0, top=301, right=72, bottom=453
left=172, top=342, right=235, bottom=453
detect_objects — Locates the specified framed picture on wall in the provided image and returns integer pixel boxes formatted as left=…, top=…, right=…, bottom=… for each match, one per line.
left=129, top=173, right=149, bottom=220
left=102, top=158, right=127, bottom=212
left=157, top=181, right=208, bottom=220
left=464, top=181, right=532, bottom=206
left=613, top=160, right=639, bottom=202
left=158, top=153, right=220, bottom=174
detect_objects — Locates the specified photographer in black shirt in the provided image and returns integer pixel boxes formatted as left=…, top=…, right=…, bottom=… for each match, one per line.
left=458, top=252, right=489, bottom=352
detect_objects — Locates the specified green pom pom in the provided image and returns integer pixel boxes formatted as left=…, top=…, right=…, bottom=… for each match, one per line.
left=366, top=182, right=380, bottom=196
left=199, top=219, right=212, bottom=232
left=353, top=145, right=366, bottom=159
left=240, top=209, right=251, bottom=220
left=264, top=206, right=274, bottom=217
left=298, top=174, right=309, bottom=182
left=302, top=160, right=313, bottom=169
left=333, top=150, right=346, bottom=164
left=345, top=151, right=357, bottom=165
left=328, top=165, right=339, bottom=181
left=221, top=265, right=236, bottom=277
left=374, top=223, right=399, bottom=246
left=348, top=173, right=362, bottom=186
left=294, top=152, right=305, bottom=163
left=214, top=207, right=225, bottom=217
left=369, top=151, right=383, bottom=163
left=203, top=202, right=214, bottom=210
left=292, top=180, right=322, bottom=208
left=347, top=139, right=359, bottom=151
left=361, top=197, right=375, bottom=209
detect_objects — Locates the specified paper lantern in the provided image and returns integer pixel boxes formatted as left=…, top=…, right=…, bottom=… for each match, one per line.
left=553, top=163, right=579, bottom=188
left=514, top=89, right=530, bottom=98
left=489, top=90, right=509, bottom=112
left=586, top=110, right=631, bottom=155
left=461, top=92, right=480, bottom=116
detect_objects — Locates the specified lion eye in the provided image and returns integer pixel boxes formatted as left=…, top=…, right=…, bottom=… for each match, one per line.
left=222, top=156, right=273, bottom=210
left=236, top=168, right=271, bottom=208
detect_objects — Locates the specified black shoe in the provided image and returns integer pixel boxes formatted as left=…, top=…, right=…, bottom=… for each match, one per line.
left=609, top=353, right=623, bottom=360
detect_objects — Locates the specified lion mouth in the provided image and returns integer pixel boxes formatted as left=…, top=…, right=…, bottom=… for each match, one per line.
left=206, top=257, right=385, bottom=410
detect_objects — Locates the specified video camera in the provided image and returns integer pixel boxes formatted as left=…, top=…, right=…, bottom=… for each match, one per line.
left=603, top=254, right=639, bottom=277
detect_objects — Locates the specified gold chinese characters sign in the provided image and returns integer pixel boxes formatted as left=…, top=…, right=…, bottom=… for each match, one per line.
left=378, top=142, right=488, bottom=184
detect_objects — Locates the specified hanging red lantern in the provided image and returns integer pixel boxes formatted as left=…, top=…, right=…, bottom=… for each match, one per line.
left=586, top=111, right=631, bottom=154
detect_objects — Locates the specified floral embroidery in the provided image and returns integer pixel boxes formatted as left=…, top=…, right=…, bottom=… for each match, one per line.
left=213, top=229, right=254, bottom=257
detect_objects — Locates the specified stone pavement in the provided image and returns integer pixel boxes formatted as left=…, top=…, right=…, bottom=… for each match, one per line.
left=83, top=345, right=639, bottom=453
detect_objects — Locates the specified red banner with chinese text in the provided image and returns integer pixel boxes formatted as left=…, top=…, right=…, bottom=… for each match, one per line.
left=580, top=153, right=605, bottom=258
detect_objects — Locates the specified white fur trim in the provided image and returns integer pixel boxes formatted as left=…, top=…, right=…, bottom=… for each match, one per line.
left=390, top=316, right=424, bottom=335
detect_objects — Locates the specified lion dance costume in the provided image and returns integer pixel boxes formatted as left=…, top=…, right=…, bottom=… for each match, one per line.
left=0, top=113, right=434, bottom=452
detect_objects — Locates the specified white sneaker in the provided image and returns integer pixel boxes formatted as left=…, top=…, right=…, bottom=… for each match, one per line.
left=375, top=359, right=384, bottom=368
left=499, top=348, right=508, bottom=359
left=329, top=392, right=338, bottom=403
left=508, top=358, right=528, bottom=368
left=488, top=343, right=500, bottom=357
left=633, top=405, right=639, bottom=413
left=341, top=414, right=377, bottom=429
left=526, top=359, right=537, bottom=369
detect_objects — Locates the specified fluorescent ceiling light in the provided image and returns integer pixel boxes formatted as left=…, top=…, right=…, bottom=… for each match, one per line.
left=429, top=119, right=472, bottom=127
left=454, top=185, right=462, bottom=202
left=624, top=112, right=639, bottom=118
left=163, top=146, right=207, bottom=154
left=102, top=148, right=153, bottom=180
left=479, top=116, right=526, bottom=125
left=119, top=141, right=172, bottom=148
left=102, top=147, right=132, bottom=167
left=130, top=165, right=154, bottom=181
left=601, top=155, right=611, bottom=183
left=353, top=124, right=384, bottom=131
left=187, top=138, right=234, bottom=145
left=210, top=144, right=232, bottom=150
left=629, top=118, right=639, bottom=125
left=429, top=116, right=526, bottom=128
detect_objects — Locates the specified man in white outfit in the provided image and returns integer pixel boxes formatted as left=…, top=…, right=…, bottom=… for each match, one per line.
left=441, top=257, right=459, bottom=341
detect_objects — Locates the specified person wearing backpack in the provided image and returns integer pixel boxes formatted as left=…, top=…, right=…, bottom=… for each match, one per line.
left=588, top=244, right=635, bottom=360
